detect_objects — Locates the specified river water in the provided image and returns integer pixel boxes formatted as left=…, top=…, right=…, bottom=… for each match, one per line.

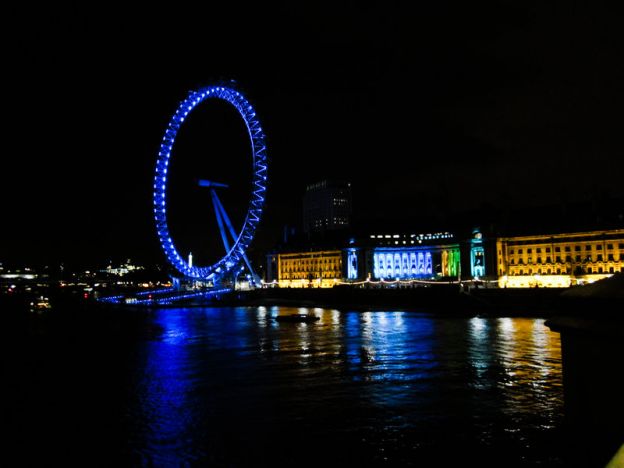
left=4, top=306, right=564, bottom=466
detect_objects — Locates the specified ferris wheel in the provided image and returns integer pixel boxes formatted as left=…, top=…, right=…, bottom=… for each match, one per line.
left=153, top=84, right=268, bottom=286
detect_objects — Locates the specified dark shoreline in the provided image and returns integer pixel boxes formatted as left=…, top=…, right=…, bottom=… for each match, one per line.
left=217, top=286, right=624, bottom=318
left=3, top=286, right=622, bottom=319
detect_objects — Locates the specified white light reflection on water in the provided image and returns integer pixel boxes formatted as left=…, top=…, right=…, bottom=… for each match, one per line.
left=348, top=310, right=437, bottom=412
left=468, top=316, right=492, bottom=388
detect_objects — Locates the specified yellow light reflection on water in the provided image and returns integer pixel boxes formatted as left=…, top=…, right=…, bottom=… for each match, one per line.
left=469, top=316, right=562, bottom=421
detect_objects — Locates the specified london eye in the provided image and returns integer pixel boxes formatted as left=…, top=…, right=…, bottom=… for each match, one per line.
left=153, top=84, right=268, bottom=287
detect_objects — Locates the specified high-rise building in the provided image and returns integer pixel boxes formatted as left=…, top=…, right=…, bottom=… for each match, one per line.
left=302, top=180, right=352, bottom=234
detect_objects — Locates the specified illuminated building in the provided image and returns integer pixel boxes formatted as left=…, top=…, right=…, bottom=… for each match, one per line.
left=0, top=271, right=37, bottom=280
left=368, top=231, right=455, bottom=246
left=366, top=245, right=460, bottom=280
left=349, top=232, right=461, bottom=281
left=372, top=248, right=427, bottom=279
left=302, top=180, right=351, bottom=234
left=469, top=228, right=486, bottom=278
left=275, top=250, right=343, bottom=288
left=346, top=248, right=358, bottom=280
left=497, top=229, right=624, bottom=288
left=102, top=259, right=145, bottom=276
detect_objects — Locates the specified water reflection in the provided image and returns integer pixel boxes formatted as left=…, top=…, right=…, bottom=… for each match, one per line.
left=127, top=307, right=563, bottom=465
left=468, top=316, right=493, bottom=387
left=467, top=316, right=563, bottom=448
left=130, top=312, right=198, bottom=465
left=468, top=317, right=561, bottom=395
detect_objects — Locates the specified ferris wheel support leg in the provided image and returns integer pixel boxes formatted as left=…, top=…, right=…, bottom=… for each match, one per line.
left=210, top=189, right=232, bottom=253
left=212, top=191, right=260, bottom=285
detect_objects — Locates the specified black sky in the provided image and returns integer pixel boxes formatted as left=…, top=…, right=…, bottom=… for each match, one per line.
left=3, top=2, right=624, bottom=268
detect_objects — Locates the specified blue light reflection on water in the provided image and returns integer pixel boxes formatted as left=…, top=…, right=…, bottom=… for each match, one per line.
left=126, top=307, right=563, bottom=466
left=130, top=313, right=195, bottom=466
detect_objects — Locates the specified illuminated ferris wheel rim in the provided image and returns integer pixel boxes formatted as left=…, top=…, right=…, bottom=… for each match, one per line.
left=153, top=85, right=268, bottom=280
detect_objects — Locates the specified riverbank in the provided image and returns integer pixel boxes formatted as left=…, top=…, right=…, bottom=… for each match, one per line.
left=5, top=284, right=621, bottom=318
left=225, top=285, right=623, bottom=317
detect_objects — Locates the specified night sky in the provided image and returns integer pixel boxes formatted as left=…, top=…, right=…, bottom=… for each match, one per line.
left=4, top=2, right=624, bottom=268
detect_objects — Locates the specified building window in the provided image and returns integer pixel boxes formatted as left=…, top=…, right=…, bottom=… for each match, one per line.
left=510, top=249, right=515, bottom=254
left=598, top=267, right=603, bottom=273
left=619, top=243, right=624, bottom=249
left=556, top=256, right=562, bottom=263
left=537, top=257, right=542, bottom=264
left=575, top=255, right=581, bottom=262
left=546, top=247, right=551, bottom=253
left=536, top=248, right=542, bottom=253
left=555, top=246, right=561, bottom=252
left=596, top=245, right=603, bottom=251
left=510, top=259, right=515, bottom=265
left=588, top=267, right=593, bottom=273
left=586, top=245, right=592, bottom=251
left=556, top=268, right=561, bottom=274
left=566, top=255, right=572, bottom=262
left=518, top=249, right=523, bottom=254
left=546, top=256, right=552, bottom=263
left=575, top=246, right=581, bottom=251
left=608, top=254, right=614, bottom=261
left=565, top=246, right=571, bottom=252
left=527, top=248, right=533, bottom=254
left=607, top=244, right=614, bottom=250
left=597, top=254, right=603, bottom=261
left=609, top=267, right=614, bottom=273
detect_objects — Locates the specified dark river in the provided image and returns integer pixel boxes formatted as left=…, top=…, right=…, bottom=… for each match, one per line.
left=3, top=306, right=565, bottom=467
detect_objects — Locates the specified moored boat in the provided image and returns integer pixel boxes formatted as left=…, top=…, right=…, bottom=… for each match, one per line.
left=274, top=314, right=320, bottom=323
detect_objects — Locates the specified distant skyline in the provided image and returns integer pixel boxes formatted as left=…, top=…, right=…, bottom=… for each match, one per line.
left=4, top=2, right=624, bottom=267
